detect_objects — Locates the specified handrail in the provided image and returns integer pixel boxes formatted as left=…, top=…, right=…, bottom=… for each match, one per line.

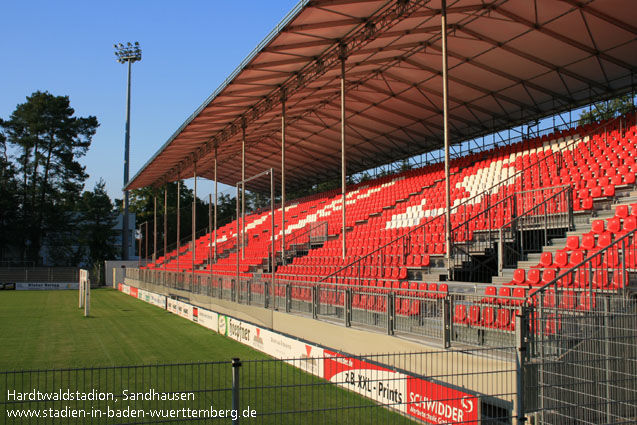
left=501, top=185, right=571, bottom=230
left=320, top=115, right=622, bottom=283
left=528, top=228, right=636, bottom=299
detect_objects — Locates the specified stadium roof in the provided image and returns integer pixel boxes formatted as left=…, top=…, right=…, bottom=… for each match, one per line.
left=126, top=0, right=637, bottom=193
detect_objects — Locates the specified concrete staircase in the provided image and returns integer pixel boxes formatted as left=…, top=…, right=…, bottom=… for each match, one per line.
left=491, top=188, right=637, bottom=285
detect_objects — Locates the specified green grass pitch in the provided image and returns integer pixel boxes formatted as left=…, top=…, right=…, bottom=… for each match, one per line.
left=0, top=289, right=415, bottom=424
left=0, top=288, right=268, bottom=370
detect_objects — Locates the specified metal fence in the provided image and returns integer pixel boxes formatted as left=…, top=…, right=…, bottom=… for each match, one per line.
left=0, top=267, right=80, bottom=284
left=1, top=347, right=519, bottom=425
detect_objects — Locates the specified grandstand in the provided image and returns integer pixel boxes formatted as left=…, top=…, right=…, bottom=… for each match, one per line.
left=122, top=0, right=637, bottom=423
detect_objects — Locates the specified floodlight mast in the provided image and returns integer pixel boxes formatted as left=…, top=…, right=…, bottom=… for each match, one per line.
left=115, top=42, right=142, bottom=261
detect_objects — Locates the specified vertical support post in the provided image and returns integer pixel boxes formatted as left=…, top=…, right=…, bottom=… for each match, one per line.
left=214, top=148, right=218, bottom=262
left=192, top=163, right=197, bottom=273
left=270, top=169, right=276, bottom=302
left=443, top=297, right=451, bottom=348
left=153, top=195, right=157, bottom=262
left=345, top=288, right=352, bottom=327
left=163, top=186, right=167, bottom=272
left=340, top=50, right=347, bottom=260
left=441, top=0, right=452, bottom=279
left=138, top=224, right=142, bottom=268
left=145, top=221, right=148, bottom=265
left=241, top=124, right=246, bottom=260
left=603, top=296, right=612, bottom=424
left=231, top=358, right=242, bottom=425
left=281, top=94, right=287, bottom=266
left=515, top=311, right=527, bottom=425
left=498, top=228, right=504, bottom=275
left=177, top=180, right=181, bottom=273
left=209, top=194, right=213, bottom=268
left=387, top=292, right=394, bottom=335
left=236, top=184, right=240, bottom=293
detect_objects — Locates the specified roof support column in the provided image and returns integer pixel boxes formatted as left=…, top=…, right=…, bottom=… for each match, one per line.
left=441, top=0, right=452, bottom=279
left=241, top=123, right=246, bottom=260
left=177, top=179, right=181, bottom=273
left=236, top=182, right=243, bottom=292
left=163, top=186, right=167, bottom=273
left=281, top=93, right=287, bottom=266
left=192, top=162, right=197, bottom=273
left=214, top=147, right=218, bottom=262
left=236, top=182, right=240, bottom=293
left=208, top=193, right=212, bottom=270
left=153, top=194, right=157, bottom=262
left=270, top=169, right=275, bottom=307
left=340, top=49, right=347, bottom=260
left=145, top=222, right=148, bottom=265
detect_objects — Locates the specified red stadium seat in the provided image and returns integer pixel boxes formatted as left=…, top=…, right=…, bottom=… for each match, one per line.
left=512, top=269, right=527, bottom=286
left=538, top=252, right=553, bottom=268
left=497, top=286, right=511, bottom=304
left=481, top=286, right=497, bottom=304
left=526, top=268, right=541, bottom=286
left=482, top=306, right=496, bottom=327
left=566, top=236, right=579, bottom=251
left=469, top=305, right=481, bottom=326
left=541, top=268, right=556, bottom=286
left=615, top=204, right=629, bottom=218
left=591, top=220, right=605, bottom=234
left=454, top=304, right=467, bottom=324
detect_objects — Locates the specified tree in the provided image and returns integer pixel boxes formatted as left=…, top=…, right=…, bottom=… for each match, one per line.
left=80, top=179, right=118, bottom=266
left=0, top=129, right=20, bottom=262
left=579, top=95, right=634, bottom=125
left=1, top=91, right=99, bottom=264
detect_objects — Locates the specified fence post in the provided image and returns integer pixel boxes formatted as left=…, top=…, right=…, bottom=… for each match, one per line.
left=567, top=187, right=575, bottom=230
left=232, top=358, right=242, bottom=425
left=285, top=284, right=291, bottom=312
left=345, top=288, right=351, bottom=327
left=498, top=228, right=504, bottom=276
left=603, top=296, right=612, bottom=424
left=443, top=297, right=451, bottom=348
left=387, top=292, right=394, bottom=335
left=312, top=286, right=318, bottom=319
left=515, top=310, right=528, bottom=425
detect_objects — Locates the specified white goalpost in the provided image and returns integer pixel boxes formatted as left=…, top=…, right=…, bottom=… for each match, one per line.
left=79, top=269, right=90, bottom=316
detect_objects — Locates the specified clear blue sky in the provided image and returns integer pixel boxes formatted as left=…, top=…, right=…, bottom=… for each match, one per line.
left=1, top=0, right=299, bottom=201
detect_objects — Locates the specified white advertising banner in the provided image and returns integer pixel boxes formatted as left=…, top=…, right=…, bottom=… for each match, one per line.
left=137, top=289, right=167, bottom=309
left=192, top=306, right=218, bottom=333
left=218, top=315, right=324, bottom=377
left=167, top=298, right=192, bottom=320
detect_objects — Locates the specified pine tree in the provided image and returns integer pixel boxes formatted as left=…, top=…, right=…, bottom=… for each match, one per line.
left=1, top=91, right=99, bottom=264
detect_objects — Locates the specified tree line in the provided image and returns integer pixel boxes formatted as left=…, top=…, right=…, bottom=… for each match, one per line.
left=0, top=91, right=119, bottom=267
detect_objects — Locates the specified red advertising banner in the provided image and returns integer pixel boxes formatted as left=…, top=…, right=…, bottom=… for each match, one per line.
left=406, top=376, right=478, bottom=424
left=129, top=287, right=138, bottom=298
